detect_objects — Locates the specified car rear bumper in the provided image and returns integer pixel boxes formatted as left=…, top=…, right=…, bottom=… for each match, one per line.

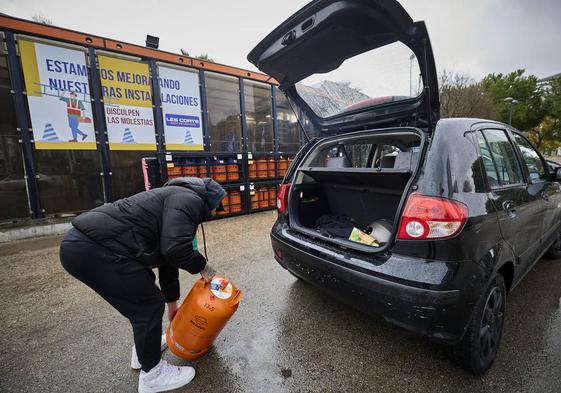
left=271, top=224, right=486, bottom=345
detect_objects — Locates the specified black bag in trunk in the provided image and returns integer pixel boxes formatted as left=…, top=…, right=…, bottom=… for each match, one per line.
left=315, top=214, right=356, bottom=239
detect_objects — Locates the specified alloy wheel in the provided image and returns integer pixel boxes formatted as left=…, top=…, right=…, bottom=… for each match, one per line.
left=479, top=286, right=504, bottom=366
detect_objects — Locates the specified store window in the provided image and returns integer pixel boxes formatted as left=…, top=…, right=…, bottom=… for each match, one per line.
left=110, top=151, right=147, bottom=200
left=244, top=80, right=273, bottom=153
left=275, top=91, right=300, bottom=153
left=35, top=150, right=103, bottom=214
left=205, top=72, right=242, bottom=152
left=14, top=37, right=104, bottom=215
left=0, top=52, right=29, bottom=221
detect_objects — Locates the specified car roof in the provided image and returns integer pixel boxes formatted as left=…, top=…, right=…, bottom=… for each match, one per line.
left=437, top=118, right=509, bottom=130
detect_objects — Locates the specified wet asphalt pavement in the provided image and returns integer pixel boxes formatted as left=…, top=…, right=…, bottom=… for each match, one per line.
left=0, top=211, right=560, bottom=393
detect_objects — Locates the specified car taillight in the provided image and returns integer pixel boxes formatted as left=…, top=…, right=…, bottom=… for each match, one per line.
left=277, top=184, right=291, bottom=213
left=397, top=193, right=468, bottom=240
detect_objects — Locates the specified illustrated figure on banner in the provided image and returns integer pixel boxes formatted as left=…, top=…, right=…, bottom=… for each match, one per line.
left=59, top=91, right=91, bottom=142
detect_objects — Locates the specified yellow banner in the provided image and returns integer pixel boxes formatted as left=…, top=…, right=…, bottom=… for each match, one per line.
left=109, top=143, right=157, bottom=151
left=98, top=55, right=152, bottom=108
left=19, top=39, right=97, bottom=150
left=19, top=39, right=42, bottom=97
left=165, top=143, right=204, bottom=151
left=35, top=142, right=97, bottom=150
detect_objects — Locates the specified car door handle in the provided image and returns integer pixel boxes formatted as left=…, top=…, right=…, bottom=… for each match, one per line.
left=502, top=200, right=517, bottom=218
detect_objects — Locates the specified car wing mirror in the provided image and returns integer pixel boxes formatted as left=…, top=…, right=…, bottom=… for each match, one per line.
left=556, top=167, right=561, bottom=181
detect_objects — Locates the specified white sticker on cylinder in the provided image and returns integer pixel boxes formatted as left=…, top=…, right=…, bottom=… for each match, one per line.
left=210, top=277, right=233, bottom=299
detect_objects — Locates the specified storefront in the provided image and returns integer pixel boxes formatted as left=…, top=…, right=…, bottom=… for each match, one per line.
left=0, top=15, right=304, bottom=222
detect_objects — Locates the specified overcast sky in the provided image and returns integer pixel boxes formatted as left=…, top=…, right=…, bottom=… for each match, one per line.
left=3, top=0, right=560, bottom=81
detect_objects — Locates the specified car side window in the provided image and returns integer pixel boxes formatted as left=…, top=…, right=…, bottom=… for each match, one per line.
left=373, top=144, right=402, bottom=168
left=309, top=143, right=372, bottom=168
left=348, top=143, right=373, bottom=168
left=475, top=132, right=500, bottom=187
left=512, top=133, right=547, bottom=183
left=476, top=129, right=523, bottom=187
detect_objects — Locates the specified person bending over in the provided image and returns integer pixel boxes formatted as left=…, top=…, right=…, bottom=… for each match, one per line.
left=60, top=177, right=226, bottom=393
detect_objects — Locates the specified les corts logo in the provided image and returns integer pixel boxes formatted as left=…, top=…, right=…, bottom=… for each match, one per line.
left=165, top=114, right=200, bottom=128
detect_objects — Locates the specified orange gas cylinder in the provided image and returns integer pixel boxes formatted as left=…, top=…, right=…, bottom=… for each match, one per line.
left=248, top=160, right=257, bottom=179
left=258, top=187, right=269, bottom=208
left=268, top=186, right=276, bottom=207
left=229, top=191, right=243, bottom=213
left=211, top=162, right=227, bottom=182
left=250, top=191, right=259, bottom=209
left=166, top=277, right=243, bottom=361
left=277, top=158, right=288, bottom=177
left=182, top=166, right=198, bottom=177
left=226, top=163, right=239, bottom=181
left=197, top=165, right=207, bottom=178
left=256, top=159, right=268, bottom=178
left=267, top=158, right=276, bottom=178
left=168, top=166, right=182, bottom=176
left=216, top=195, right=230, bottom=216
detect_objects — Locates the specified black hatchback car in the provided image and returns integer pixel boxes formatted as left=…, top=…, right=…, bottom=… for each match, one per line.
left=248, top=0, right=561, bottom=374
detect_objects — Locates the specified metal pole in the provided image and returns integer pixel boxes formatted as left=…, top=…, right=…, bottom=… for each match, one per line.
left=508, top=104, right=513, bottom=125
left=239, top=77, right=247, bottom=154
left=198, top=69, right=209, bottom=152
left=5, top=31, right=43, bottom=218
left=271, top=84, right=278, bottom=154
left=148, top=60, right=167, bottom=184
left=87, top=47, right=113, bottom=202
left=238, top=78, right=250, bottom=215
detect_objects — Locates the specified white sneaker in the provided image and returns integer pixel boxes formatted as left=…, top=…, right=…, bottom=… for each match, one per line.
left=131, top=334, right=168, bottom=370
left=138, top=360, right=195, bottom=393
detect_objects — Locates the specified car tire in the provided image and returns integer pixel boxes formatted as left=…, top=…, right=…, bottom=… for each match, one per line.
left=545, top=228, right=561, bottom=259
left=453, top=274, right=506, bottom=375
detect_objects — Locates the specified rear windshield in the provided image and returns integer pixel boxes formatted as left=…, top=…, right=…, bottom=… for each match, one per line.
left=303, top=132, right=421, bottom=171
left=295, top=41, right=423, bottom=118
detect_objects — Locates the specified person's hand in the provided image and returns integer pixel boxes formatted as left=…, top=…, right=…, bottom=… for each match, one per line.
left=167, top=301, right=179, bottom=322
left=200, top=264, right=216, bottom=282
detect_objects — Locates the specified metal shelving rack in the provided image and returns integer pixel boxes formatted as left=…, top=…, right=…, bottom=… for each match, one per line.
left=0, top=18, right=306, bottom=218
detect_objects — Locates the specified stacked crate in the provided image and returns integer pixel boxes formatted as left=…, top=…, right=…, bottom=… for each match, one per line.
left=215, top=189, right=244, bottom=217
left=167, top=159, right=205, bottom=180
left=162, top=152, right=297, bottom=218
left=209, top=158, right=241, bottom=184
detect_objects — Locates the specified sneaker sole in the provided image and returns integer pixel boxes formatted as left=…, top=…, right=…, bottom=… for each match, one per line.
left=138, top=369, right=195, bottom=393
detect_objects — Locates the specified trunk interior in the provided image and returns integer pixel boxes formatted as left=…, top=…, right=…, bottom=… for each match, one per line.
left=289, top=130, right=422, bottom=251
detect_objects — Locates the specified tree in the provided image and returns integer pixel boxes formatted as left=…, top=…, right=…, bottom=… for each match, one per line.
left=480, top=71, right=561, bottom=153
left=31, top=14, right=53, bottom=25
left=529, top=76, right=561, bottom=152
left=438, top=70, right=493, bottom=118
left=527, top=116, right=560, bottom=154
left=179, top=50, right=215, bottom=63
left=547, top=76, right=561, bottom=122
left=481, top=70, right=545, bottom=132
left=195, top=54, right=214, bottom=62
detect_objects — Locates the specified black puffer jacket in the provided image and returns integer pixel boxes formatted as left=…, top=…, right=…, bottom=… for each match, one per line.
left=72, top=177, right=226, bottom=302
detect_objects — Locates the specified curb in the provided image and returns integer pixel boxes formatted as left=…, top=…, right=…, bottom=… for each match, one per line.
left=0, top=222, right=72, bottom=243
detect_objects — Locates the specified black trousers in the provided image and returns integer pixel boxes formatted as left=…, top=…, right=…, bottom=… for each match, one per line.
left=60, top=228, right=164, bottom=372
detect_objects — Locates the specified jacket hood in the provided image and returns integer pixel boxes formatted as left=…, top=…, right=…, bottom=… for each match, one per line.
left=165, top=177, right=227, bottom=211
